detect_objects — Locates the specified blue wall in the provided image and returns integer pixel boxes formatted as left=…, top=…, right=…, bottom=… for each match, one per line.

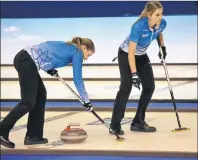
left=1, top=1, right=198, bottom=18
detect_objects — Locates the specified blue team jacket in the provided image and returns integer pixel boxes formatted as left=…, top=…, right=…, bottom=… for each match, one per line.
left=120, top=17, right=167, bottom=55
left=24, top=41, right=89, bottom=103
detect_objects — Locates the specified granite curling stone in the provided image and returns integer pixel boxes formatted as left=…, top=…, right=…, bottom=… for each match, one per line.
left=60, top=123, right=88, bottom=143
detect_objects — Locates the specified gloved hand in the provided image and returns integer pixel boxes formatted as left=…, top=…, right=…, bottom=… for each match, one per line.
left=132, top=72, right=141, bottom=90
left=47, top=69, right=58, bottom=77
left=83, top=102, right=93, bottom=111
left=158, top=46, right=167, bottom=60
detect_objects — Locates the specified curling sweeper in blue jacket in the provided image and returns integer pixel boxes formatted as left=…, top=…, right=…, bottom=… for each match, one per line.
left=0, top=37, right=95, bottom=148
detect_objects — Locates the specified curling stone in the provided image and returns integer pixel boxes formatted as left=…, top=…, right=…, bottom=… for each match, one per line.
left=60, top=123, right=87, bottom=143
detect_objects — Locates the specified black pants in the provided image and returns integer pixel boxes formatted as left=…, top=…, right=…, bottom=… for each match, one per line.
left=0, top=50, right=46, bottom=138
left=110, top=48, right=155, bottom=129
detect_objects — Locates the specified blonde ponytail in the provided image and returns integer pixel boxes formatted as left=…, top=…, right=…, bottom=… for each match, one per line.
left=67, top=37, right=95, bottom=53
left=132, top=1, right=163, bottom=26
left=66, top=37, right=82, bottom=51
left=133, top=9, right=148, bottom=25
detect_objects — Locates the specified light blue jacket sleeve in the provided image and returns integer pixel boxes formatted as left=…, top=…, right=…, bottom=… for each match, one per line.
left=129, top=22, right=142, bottom=43
left=72, top=51, right=90, bottom=103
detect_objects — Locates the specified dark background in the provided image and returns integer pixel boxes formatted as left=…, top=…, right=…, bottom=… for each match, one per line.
left=1, top=1, right=197, bottom=18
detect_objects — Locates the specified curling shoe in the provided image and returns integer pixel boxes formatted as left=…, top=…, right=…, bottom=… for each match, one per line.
left=0, top=136, right=15, bottom=148
left=109, top=128, right=124, bottom=135
left=24, top=137, right=48, bottom=145
left=130, top=122, right=156, bottom=132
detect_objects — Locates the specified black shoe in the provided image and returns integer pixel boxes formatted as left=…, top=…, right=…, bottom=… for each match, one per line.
left=130, top=122, right=156, bottom=132
left=0, top=136, right=15, bottom=148
left=24, top=137, right=48, bottom=145
left=109, top=128, right=124, bottom=135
